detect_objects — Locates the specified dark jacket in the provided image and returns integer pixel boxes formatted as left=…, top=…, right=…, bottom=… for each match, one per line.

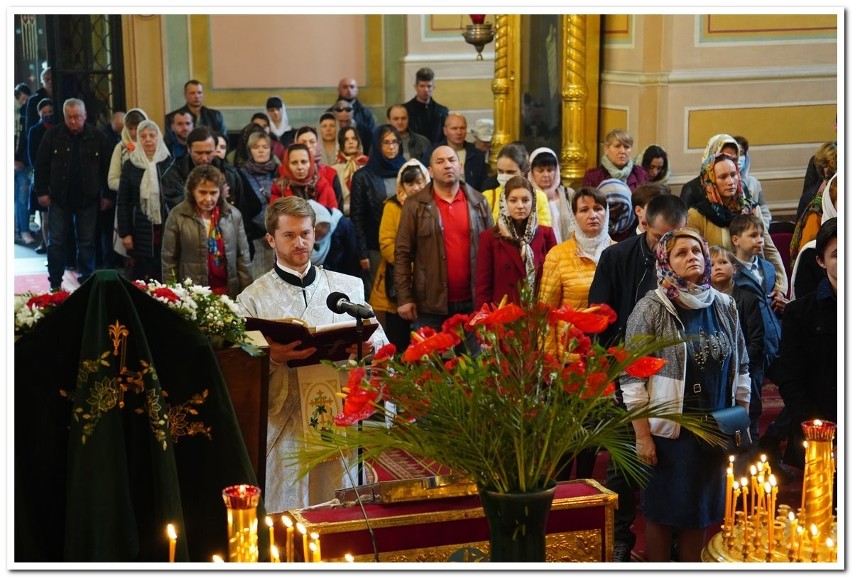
left=403, top=130, right=432, bottom=164
left=729, top=284, right=766, bottom=421
left=160, top=200, right=252, bottom=299
left=681, top=174, right=754, bottom=211
left=327, top=99, right=375, bottom=134
left=349, top=167, right=395, bottom=259
left=165, top=105, right=226, bottom=136
left=321, top=217, right=362, bottom=278
left=768, top=279, right=836, bottom=468
left=33, top=123, right=109, bottom=208
left=582, top=164, right=649, bottom=191
left=116, top=158, right=171, bottom=259
left=474, top=225, right=558, bottom=309
left=404, top=97, right=449, bottom=145
left=161, top=156, right=244, bottom=215
left=24, top=87, right=49, bottom=136
left=792, top=246, right=826, bottom=299
left=394, top=181, right=494, bottom=315
left=733, top=256, right=782, bottom=365
left=587, top=232, right=657, bottom=347
left=236, top=167, right=271, bottom=242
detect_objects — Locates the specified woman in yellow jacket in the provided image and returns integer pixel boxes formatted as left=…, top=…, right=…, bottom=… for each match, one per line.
left=481, top=143, right=551, bottom=226
left=539, top=185, right=614, bottom=480
left=369, top=159, right=430, bottom=350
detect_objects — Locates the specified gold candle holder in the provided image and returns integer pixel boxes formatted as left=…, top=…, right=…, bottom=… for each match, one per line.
left=800, top=420, right=836, bottom=538
left=222, top=484, right=261, bottom=563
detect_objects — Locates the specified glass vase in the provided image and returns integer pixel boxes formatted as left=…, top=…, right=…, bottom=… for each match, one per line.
left=478, top=484, right=556, bottom=562
left=222, top=484, right=261, bottom=562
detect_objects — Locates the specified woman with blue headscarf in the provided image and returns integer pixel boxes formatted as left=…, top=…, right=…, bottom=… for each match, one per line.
left=349, top=124, right=407, bottom=295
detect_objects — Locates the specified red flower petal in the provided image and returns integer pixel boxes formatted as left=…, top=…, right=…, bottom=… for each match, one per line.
left=549, top=306, right=611, bottom=334
left=625, top=356, right=667, bottom=378
left=373, top=343, right=397, bottom=362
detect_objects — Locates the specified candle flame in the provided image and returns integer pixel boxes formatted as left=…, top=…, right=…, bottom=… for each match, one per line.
left=310, top=531, right=319, bottom=540
left=212, top=554, right=224, bottom=563
left=750, top=464, right=757, bottom=475
left=729, top=455, right=735, bottom=463
left=764, top=481, right=771, bottom=493
left=769, top=474, right=777, bottom=487
left=789, top=511, right=796, bottom=521
left=757, top=461, right=764, bottom=472
left=309, top=542, right=318, bottom=553
left=733, top=481, right=739, bottom=490
left=811, top=524, right=819, bottom=537
left=813, top=419, right=823, bottom=426
left=282, top=515, right=293, bottom=528
left=740, top=477, right=748, bottom=487
left=167, top=523, right=177, bottom=540
left=760, top=453, right=767, bottom=462
left=265, top=515, right=274, bottom=528
left=826, top=537, right=834, bottom=548
left=344, top=553, right=355, bottom=563
left=271, top=545, right=279, bottom=558
left=797, top=526, right=805, bottom=535
left=296, top=522, right=307, bottom=536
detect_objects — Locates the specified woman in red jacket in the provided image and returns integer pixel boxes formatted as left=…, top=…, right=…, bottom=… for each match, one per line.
left=269, top=143, right=337, bottom=210
left=475, top=175, right=557, bottom=308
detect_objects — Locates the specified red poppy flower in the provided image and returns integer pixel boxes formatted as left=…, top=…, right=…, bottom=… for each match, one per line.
left=402, top=331, right=460, bottom=362
left=150, top=287, right=180, bottom=303
left=373, top=343, right=396, bottom=362
left=625, top=356, right=667, bottom=378
left=549, top=306, right=611, bottom=334
left=469, top=303, right=525, bottom=328
left=442, top=313, right=470, bottom=335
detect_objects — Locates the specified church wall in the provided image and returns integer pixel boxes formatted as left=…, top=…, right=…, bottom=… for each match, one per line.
left=598, top=13, right=838, bottom=219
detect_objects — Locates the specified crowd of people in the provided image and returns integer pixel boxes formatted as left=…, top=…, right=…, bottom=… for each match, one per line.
left=13, top=65, right=838, bottom=562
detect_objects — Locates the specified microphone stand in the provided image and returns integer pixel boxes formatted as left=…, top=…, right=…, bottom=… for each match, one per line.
left=353, top=312, right=366, bottom=487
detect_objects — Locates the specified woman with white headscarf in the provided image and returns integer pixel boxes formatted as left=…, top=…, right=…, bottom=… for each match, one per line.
left=370, top=158, right=430, bottom=350
left=116, top=119, right=172, bottom=281
left=529, top=147, right=574, bottom=243
left=476, top=175, right=557, bottom=309
left=307, top=199, right=360, bottom=277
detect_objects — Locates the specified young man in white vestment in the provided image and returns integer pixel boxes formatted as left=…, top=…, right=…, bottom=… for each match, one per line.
left=236, top=196, right=388, bottom=513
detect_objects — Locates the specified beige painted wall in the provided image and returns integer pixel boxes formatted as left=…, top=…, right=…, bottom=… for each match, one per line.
left=598, top=14, right=838, bottom=219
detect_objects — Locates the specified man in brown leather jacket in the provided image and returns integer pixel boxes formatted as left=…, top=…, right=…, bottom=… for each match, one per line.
left=393, top=145, right=493, bottom=333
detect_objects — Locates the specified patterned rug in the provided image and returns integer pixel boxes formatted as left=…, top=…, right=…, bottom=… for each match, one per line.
left=367, top=448, right=454, bottom=483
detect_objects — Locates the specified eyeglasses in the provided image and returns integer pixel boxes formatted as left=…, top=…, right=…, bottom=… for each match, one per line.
left=333, top=106, right=353, bottom=113
left=381, top=140, right=400, bottom=147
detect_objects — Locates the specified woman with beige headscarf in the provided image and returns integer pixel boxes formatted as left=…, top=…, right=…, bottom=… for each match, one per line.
left=116, top=119, right=171, bottom=281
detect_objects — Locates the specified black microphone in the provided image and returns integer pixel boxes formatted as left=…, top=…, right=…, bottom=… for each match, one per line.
left=326, top=291, right=375, bottom=318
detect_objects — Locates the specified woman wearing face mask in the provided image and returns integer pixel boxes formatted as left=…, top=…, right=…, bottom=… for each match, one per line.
left=269, top=143, right=338, bottom=210
left=116, top=119, right=172, bottom=281
left=481, top=143, right=552, bottom=228
left=369, top=159, right=430, bottom=350
left=476, top=176, right=557, bottom=309
left=161, top=164, right=252, bottom=298
left=529, top=147, right=575, bottom=244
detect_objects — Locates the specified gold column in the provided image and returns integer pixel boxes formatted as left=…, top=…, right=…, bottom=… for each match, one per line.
left=489, top=14, right=521, bottom=174
left=561, top=15, right=590, bottom=188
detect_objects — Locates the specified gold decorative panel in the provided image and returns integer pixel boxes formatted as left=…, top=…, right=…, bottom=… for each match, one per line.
left=700, top=14, right=837, bottom=42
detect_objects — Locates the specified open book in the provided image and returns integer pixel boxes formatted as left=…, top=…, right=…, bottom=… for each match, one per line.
left=245, top=317, right=379, bottom=367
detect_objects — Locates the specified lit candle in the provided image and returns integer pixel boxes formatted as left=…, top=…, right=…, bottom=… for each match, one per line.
left=764, top=482, right=773, bottom=556
left=344, top=553, right=355, bottom=563
left=740, top=478, right=749, bottom=542
left=296, top=522, right=309, bottom=562
left=310, top=531, right=322, bottom=562
left=309, top=542, right=319, bottom=563
left=724, top=461, right=734, bottom=531
left=796, top=525, right=805, bottom=561
left=167, top=523, right=177, bottom=563
left=731, top=482, right=740, bottom=532
left=282, top=515, right=294, bottom=563
left=826, top=537, right=836, bottom=563
left=749, top=465, right=758, bottom=516
left=809, top=524, right=819, bottom=562
left=761, top=453, right=771, bottom=477
left=270, top=545, right=280, bottom=563
left=265, top=516, right=276, bottom=562
left=212, top=554, right=224, bottom=563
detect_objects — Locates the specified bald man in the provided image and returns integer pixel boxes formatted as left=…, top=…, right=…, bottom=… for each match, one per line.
left=328, top=77, right=375, bottom=134
left=393, top=145, right=493, bottom=335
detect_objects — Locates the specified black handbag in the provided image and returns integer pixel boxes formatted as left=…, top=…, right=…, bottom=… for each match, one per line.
left=705, top=405, right=752, bottom=455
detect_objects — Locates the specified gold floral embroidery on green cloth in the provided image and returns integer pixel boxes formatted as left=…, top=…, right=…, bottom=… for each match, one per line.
left=60, top=320, right=212, bottom=449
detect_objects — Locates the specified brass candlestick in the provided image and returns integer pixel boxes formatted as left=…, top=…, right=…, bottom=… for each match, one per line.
left=222, top=484, right=261, bottom=563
